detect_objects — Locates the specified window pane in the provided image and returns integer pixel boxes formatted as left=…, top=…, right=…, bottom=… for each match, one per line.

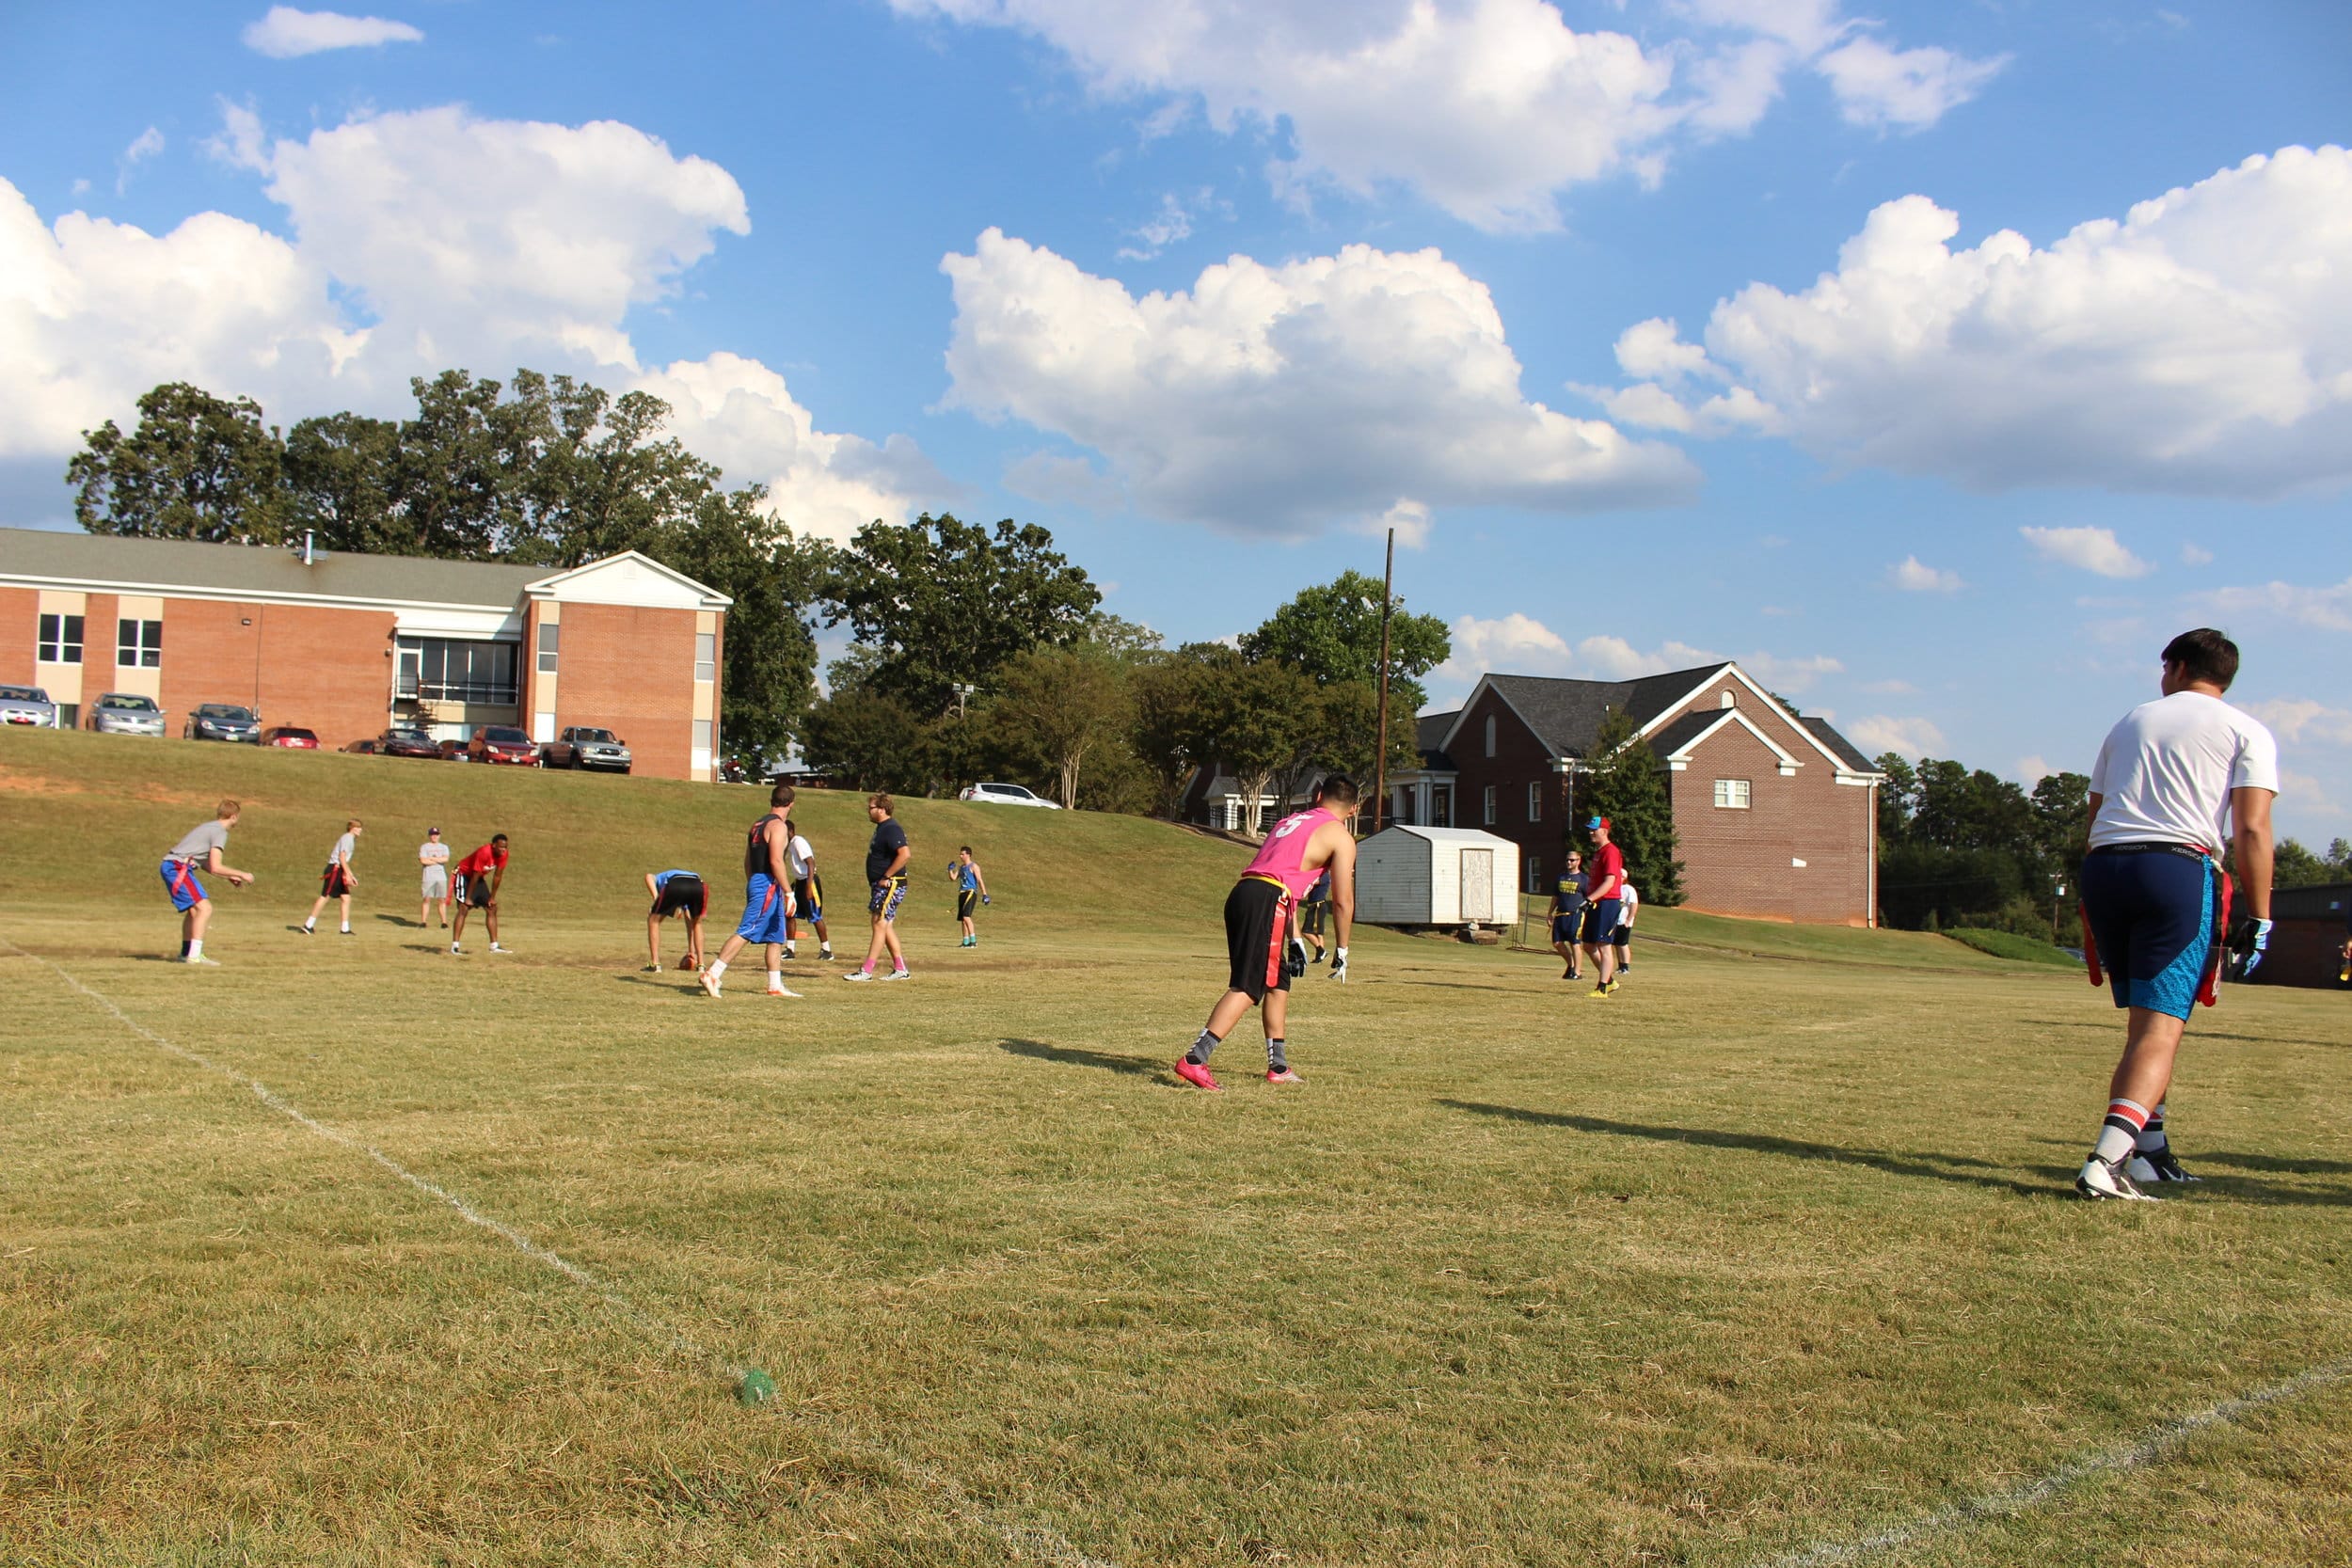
left=695, top=632, right=716, bottom=682
left=693, top=720, right=713, bottom=752
left=537, top=622, right=559, bottom=672
left=141, top=621, right=161, bottom=667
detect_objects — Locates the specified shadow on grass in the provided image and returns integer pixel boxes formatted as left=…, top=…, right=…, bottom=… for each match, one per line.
left=2194, top=1150, right=2352, bottom=1177
left=2022, top=1018, right=2347, bottom=1050
left=1001, top=1038, right=1163, bottom=1079
left=1438, top=1100, right=2053, bottom=1196
left=612, top=973, right=707, bottom=995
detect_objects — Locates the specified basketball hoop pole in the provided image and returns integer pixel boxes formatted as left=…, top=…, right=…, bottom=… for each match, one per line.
left=1372, top=527, right=1394, bottom=837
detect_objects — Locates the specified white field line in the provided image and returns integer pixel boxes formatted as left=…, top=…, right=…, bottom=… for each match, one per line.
left=8, top=941, right=1119, bottom=1568
left=1757, top=1355, right=2352, bottom=1567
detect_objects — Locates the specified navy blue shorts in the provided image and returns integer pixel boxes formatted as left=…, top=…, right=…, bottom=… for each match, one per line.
left=1550, top=913, right=1581, bottom=943
left=2081, top=846, right=2218, bottom=1022
left=1579, top=899, right=1622, bottom=944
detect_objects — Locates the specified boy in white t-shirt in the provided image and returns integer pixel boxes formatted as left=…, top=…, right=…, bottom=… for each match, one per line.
left=781, top=817, right=834, bottom=961
left=418, top=827, right=451, bottom=928
left=303, top=819, right=362, bottom=936
left=2074, top=628, right=2277, bottom=1201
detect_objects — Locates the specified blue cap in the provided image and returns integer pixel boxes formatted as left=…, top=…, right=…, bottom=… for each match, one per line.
left=1585, top=815, right=1610, bottom=832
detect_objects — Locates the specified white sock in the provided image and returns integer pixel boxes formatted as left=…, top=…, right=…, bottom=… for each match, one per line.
left=304, top=919, right=314, bottom=931
left=340, top=924, right=350, bottom=934
left=187, top=940, right=203, bottom=960
left=769, top=970, right=783, bottom=990
left=707, top=959, right=727, bottom=979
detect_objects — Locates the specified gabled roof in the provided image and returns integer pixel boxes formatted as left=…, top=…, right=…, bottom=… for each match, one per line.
left=524, top=549, right=730, bottom=610
left=1649, top=706, right=1804, bottom=772
left=1415, top=710, right=1458, bottom=771
left=1445, top=663, right=1732, bottom=760
left=1803, top=717, right=1878, bottom=774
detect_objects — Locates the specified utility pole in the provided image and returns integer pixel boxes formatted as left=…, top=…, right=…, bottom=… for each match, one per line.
left=1371, top=527, right=1394, bottom=837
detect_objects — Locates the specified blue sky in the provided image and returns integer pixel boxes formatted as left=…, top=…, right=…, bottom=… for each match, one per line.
left=3, top=1, right=2347, bottom=839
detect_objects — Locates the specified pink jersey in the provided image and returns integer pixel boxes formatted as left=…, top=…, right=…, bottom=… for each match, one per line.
left=1241, top=807, right=1338, bottom=897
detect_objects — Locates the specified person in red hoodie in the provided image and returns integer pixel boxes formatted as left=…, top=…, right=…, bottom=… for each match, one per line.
left=1579, top=816, right=1625, bottom=999
left=449, top=833, right=510, bottom=955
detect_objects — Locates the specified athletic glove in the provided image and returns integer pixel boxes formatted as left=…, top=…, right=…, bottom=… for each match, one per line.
left=2229, top=915, right=2274, bottom=976
left=982, top=895, right=990, bottom=905
left=1283, top=935, right=1309, bottom=979
left=1327, top=945, right=1348, bottom=983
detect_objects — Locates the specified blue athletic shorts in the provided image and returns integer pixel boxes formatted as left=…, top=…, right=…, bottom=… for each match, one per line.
left=737, top=873, right=789, bottom=944
left=1550, top=913, right=1581, bottom=943
left=1579, top=898, right=1622, bottom=943
left=160, top=857, right=207, bottom=912
left=868, top=876, right=908, bottom=923
left=2081, top=846, right=2218, bottom=1022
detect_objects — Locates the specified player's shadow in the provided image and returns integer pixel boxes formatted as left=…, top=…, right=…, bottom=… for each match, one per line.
left=2191, top=1150, right=2352, bottom=1177
left=612, top=973, right=705, bottom=994
left=1438, top=1100, right=2051, bottom=1196
left=999, top=1038, right=1162, bottom=1079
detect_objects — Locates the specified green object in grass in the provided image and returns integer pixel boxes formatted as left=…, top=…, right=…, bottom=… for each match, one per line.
left=736, top=1369, right=776, bottom=1406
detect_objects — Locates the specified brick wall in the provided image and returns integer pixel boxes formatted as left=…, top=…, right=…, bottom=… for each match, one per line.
left=158, top=598, right=398, bottom=747
left=1446, top=687, right=1573, bottom=887
left=550, top=601, right=698, bottom=779
left=1671, top=688, right=1874, bottom=925
left=0, top=588, right=35, bottom=685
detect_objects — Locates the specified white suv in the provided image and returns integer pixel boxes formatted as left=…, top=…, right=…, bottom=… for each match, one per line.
left=958, top=781, right=1060, bottom=809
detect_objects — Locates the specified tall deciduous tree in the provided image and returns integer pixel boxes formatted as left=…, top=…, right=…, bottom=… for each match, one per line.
left=283, top=411, right=403, bottom=552
left=1131, top=644, right=1222, bottom=818
left=827, top=514, right=1102, bottom=716
left=1199, top=657, right=1318, bottom=836
left=68, top=383, right=290, bottom=544
left=990, top=643, right=1135, bottom=807
left=1240, top=568, right=1452, bottom=715
left=1578, top=706, right=1684, bottom=903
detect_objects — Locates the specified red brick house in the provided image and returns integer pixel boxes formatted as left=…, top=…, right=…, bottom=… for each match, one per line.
left=1, top=528, right=731, bottom=781
left=1398, top=664, right=1883, bottom=926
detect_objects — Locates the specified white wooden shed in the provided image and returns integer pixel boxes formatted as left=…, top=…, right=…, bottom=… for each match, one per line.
left=1355, top=825, right=1520, bottom=927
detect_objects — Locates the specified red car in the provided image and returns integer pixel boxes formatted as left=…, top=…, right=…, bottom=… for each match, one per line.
left=261, top=726, right=319, bottom=749
left=468, top=725, right=541, bottom=766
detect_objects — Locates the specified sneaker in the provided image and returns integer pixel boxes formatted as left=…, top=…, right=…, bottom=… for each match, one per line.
left=1586, top=985, right=1611, bottom=1000
left=819, top=947, right=834, bottom=961
left=1266, top=1068, right=1304, bottom=1084
left=183, top=955, right=221, bottom=966
left=2144, top=1147, right=2202, bottom=1183
left=2123, top=1155, right=2161, bottom=1185
left=642, top=963, right=661, bottom=974
left=339, top=928, right=353, bottom=937
left=2074, top=1157, right=2159, bottom=1201
left=784, top=944, right=797, bottom=959
left=489, top=943, right=510, bottom=954
left=1606, top=977, right=1622, bottom=994
left=843, top=970, right=875, bottom=983
left=766, top=984, right=803, bottom=998
left=880, top=968, right=912, bottom=981
left=697, top=969, right=723, bottom=999
left=1174, top=1059, right=1220, bottom=1091
left=450, top=943, right=463, bottom=955
left=299, top=926, right=314, bottom=936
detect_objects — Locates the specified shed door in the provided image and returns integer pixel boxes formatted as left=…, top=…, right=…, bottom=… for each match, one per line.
left=1459, top=848, right=1494, bottom=921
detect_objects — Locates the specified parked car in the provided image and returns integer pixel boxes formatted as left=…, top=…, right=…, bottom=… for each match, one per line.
left=541, top=725, right=632, bottom=773
left=186, top=704, right=261, bottom=743
left=342, top=737, right=380, bottom=754
left=957, top=781, right=1060, bottom=809
left=0, top=685, right=63, bottom=728
left=468, top=725, right=541, bottom=767
left=90, top=692, right=167, bottom=736
left=261, top=726, right=319, bottom=749
left=375, top=727, right=442, bottom=759
left=437, top=737, right=470, bottom=762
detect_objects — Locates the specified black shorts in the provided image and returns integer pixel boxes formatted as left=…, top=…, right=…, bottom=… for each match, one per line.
left=791, top=874, right=822, bottom=923
left=652, top=876, right=707, bottom=919
left=320, top=863, right=353, bottom=897
left=1613, top=923, right=1632, bottom=949
left=958, top=887, right=979, bottom=920
left=459, top=874, right=497, bottom=909
left=1224, top=878, right=1293, bottom=1003
left=1299, top=899, right=1327, bottom=936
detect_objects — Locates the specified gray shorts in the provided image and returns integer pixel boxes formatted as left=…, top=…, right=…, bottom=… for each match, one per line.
left=421, top=864, right=449, bottom=897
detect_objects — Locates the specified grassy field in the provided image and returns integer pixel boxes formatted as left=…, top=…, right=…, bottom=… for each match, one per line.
left=4, top=729, right=2349, bottom=1567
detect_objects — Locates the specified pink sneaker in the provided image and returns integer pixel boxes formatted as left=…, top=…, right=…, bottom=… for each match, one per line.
left=1265, top=1068, right=1304, bottom=1085
left=1173, top=1059, right=1220, bottom=1092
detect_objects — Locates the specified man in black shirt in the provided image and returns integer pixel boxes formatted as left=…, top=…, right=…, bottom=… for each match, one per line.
left=846, top=793, right=913, bottom=982
left=1549, top=848, right=1589, bottom=980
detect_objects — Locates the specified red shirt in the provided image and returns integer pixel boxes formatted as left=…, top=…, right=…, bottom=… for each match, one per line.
left=455, top=843, right=509, bottom=879
left=1588, top=841, right=1624, bottom=901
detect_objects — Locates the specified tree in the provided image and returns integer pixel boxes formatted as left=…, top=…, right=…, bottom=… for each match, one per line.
left=283, top=411, right=403, bottom=553
left=989, top=643, right=1135, bottom=807
left=651, top=488, right=831, bottom=766
left=1130, top=645, right=1223, bottom=818
left=2273, top=837, right=2352, bottom=889
left=1578, top=705, right=1684, bottom=903
left=68, top=383, right=289, bottom=544
left=1875, top=752, right=1919, bottom=847
left=2028, top=771, right=2091, bottom=889
left=1239, top=568, right=1451, bottom=715
left=827, top=514, right=1101, bottom=715
left=1196, top=657, right=1318, bottom=835
left=388, top=370, right=540, bottom=560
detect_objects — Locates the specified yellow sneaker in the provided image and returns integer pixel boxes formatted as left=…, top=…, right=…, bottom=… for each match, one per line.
left=1586, top=985, right=1611, bottom=999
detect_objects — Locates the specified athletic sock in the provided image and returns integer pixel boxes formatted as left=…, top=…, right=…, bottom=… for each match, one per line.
left=2137, top=1103, right=2169, bottom=1155
left=707, top=959, right=728, bottom=979
left=1184, top=1029, right=1221, bottom=1066
left=2095, top=1097, right=2152, bottom=1166
left=340, top=924, right=350, bottom=934
left=187, top=940, right=203, bottom=961
left=768, top=970, right=783, bottom=990
left=303, top=920, right=315, bottom=931
left=1266, top=1037, right=1288, bottom=1073
left=181, top=940, right=191, bottom=958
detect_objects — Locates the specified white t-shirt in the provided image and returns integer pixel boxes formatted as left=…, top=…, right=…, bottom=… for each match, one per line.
left=786, top=834, right=816, bottom=881
left=1618, top=883, right=1639, bottom=921
left=330, top=832, right=357, bottom=866
left=2089, top=691, right=2279, bottom=852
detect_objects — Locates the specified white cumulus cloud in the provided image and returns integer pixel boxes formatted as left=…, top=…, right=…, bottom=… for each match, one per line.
left=1889, top=555, right=1963, bottom=593
left=2020, top=526, right=2153, bottom=579
left=1431, top=611, right=1835, bottom=697
left=2244, top=699, right=2352, bottom=747
left=243, top=6, right=424, bottom=57
left=1847, top=714, right=1945, bottom=757
left=0, top=103, right=940, bottom=538
left=888, top=0, right=1997, bottom=232
left=1594, top=146, right=2352, bottom=498
left=2197, top=574, right=2352, bottom=634
left=115, top=127, right=166, bottom=196
left=940, top=227, right=1694, bottom=538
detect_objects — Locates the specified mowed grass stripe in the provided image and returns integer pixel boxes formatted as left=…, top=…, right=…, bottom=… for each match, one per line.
left=5, top=730, right=2351, bottom=1564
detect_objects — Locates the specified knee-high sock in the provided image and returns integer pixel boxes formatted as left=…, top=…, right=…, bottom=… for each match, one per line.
left=2096, top=1097, right=2151, bottom=1166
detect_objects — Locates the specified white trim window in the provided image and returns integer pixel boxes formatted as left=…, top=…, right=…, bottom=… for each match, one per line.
left=1526, top=855, right=1543, bottom=894
left=1482, top=784, right=1496, bottom=826
left=695, top=632, right=717, bottom=683
left=117, top=617, right=162, bottom=668
left=536, top=622, right=560, bottom=673
left=1714, top=778, right=1753, bottom=809
left=38, top=612, right=84, bottom=664
left=1527, top=781, right=1542, bottom=822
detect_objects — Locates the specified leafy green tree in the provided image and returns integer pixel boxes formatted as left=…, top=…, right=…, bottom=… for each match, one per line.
left=68, top=383, right=290, bottom=544
left=388, top=370, right=542, bottom=560
left=1578, top=705, right=1684, bottom=903
left=1239, top=568, right=1451, bottom=716
left=1130, top=644, right=1224, bottom=818
left=988, top=643, right=1135, bottom=807
left=1879, top=844, right=2026, bottom=930
left=1197, top=657, right=1318, bottom=835
left=283, top=411, right=403, bottom=553
left=1874, top=752, right=1918, bottom=847
left=2272, top=837, right=2352, bottom=889
left=827, top=514, right=1101, bottom=716
left=2029, top=770, right=2091, bottom=888
left=651, top=488, right=830, bottom=765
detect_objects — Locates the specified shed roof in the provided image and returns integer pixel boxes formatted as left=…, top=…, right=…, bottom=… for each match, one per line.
left=1365, top=825, right=1518, bottom=847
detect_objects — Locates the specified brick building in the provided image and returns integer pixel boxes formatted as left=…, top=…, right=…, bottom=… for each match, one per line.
left=0, top=529, right=730, bottom=781
left=1397, top=663, right=1883, bottom=926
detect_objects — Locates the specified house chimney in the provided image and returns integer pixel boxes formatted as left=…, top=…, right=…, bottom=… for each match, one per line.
left=302, top=529, right=315, bottom=566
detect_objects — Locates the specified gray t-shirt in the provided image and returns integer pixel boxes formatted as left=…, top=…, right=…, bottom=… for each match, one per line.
left=331, top=832, right=357, bottom=866
left=167, top=820, right=230, bottom=863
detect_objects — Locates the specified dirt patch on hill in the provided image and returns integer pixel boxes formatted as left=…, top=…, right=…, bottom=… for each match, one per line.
left=0, top=767, right=223, bottom=807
